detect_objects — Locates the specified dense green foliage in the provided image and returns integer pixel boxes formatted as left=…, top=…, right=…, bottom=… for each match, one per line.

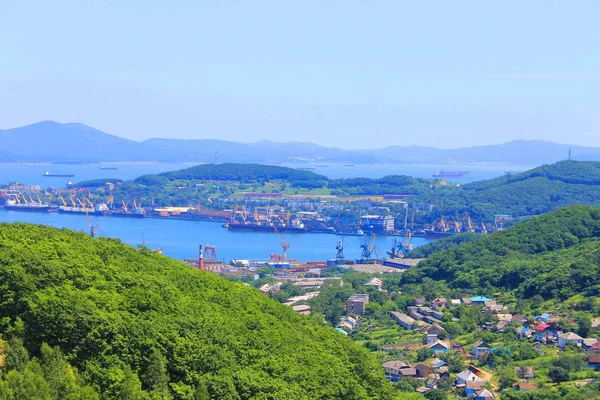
left=402, top=206, right=600, bottom=300
left=0, top=223, right=397, bottom=399
left=149, top=163, right=328, bottom=186
left=73, top=178, right=123, bottom=188
left=417, top=161, right=600, bottom=221
left=327, top=176, right=432, bottom=195
left=0, top=339, right=99, bottom=399
left=405, top=232, right=479, bottom=258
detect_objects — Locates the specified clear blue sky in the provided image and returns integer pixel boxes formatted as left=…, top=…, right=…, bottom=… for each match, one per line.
left=1, top=1, right=598, bottom=149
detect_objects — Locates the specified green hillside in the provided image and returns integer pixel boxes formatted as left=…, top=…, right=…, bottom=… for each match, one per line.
left=419, top=161, right=600, bottom=221
left=0, top=223, right=397, bottom=399
left=402, top=205, right=600, bottom=300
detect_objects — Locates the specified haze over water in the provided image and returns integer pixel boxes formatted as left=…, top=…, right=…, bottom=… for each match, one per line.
left=1, top=161, right=535, bottom=186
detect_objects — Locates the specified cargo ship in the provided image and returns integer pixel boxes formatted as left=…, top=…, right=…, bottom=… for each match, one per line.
left=42, top=171, right=75, bottom=177
left=423, top=229, right=456, bottom=239
left=58, top=203, right=109, bottom=216
left=2, top=200, right=57, bottom=212
left=111, top=209, right=145, bottom=218
left=432, top=170, right=469, bottom=178
left=224, top=223, right=307, bottom=233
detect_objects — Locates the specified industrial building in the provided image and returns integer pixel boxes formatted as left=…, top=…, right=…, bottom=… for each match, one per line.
left=360, top=215, right=395, bottom=233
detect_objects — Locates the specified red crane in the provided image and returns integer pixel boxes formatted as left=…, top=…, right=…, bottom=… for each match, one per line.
left=272, top=218, right=290, bottom=259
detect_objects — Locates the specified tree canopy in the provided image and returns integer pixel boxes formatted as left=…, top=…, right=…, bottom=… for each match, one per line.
left=401, top=205, right=600, bottom=300
left=0, top=223, right=396, bottom=399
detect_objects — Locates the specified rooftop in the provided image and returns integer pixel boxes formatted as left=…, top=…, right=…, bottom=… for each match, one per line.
left=347, top=294, right=369, bottom=303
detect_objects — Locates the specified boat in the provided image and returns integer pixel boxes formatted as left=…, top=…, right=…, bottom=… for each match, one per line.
left=100, top=166, right=118, bottom=170
left=58, top=203, right=109, bottom=216
left=344, top=164, right=355, bottom=167
left=111, top=209, right=145, bottom=218
left=315, top=164, right=329, bottom=168
left=225, top=223, right=307, bottom=234
left=297, top=167, right=316, bottom=171
left=432, top=170, right=469, bottom=178
left=42, top=171, right=75, bottom=177
left=2, top=200, right=57, bottom=213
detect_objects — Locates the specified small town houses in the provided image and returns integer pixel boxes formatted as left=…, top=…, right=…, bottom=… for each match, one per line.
left=379, top=295, right=600, bottom=398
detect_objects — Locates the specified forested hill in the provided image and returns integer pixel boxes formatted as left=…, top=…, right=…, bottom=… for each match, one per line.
left=0, top=223, right=396, bottom=399
left=420, top=160, right=600, bottom=221
left=402, top=205, right=600, bottom=300
left=139, top=163, right=328, bottom=185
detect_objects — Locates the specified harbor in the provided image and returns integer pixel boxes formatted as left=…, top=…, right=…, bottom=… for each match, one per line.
left=0, top=208, right=432, bottom=262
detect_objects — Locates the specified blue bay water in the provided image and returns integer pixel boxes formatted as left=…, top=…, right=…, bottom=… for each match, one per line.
left=0, top=210, right=431, bottom=262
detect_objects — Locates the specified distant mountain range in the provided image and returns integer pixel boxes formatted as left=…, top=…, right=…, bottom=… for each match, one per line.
left=1, top=120, right=599, bottom=164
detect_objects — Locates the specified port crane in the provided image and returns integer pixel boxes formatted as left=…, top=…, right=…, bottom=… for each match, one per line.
left=464, top=212, right=474, bottom=233
left=335, top=240, right=345, bottom=264
left=438, top=216, right=448, bottom=232
left=360, top=233, right=380, bottom=263
left=388, top=231, right=413, bottom=259
left=272, top=219, right=290, bottom=259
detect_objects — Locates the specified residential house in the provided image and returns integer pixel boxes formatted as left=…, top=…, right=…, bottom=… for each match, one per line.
left=495, top=321, right=510, bottom=333
left=415, top=363, right=432, bottom=378
left=471, top=340, right=493, bottom=360
left=558, top=332, right=583, bottom=348
left=511, top=314, right=527, bottom=324
left=535, top=313, right=552, bottom=323
left=592, top=318, right=600, bottom=329
left=462, top=297, right=472, bottom=306
left=292, top=305, right=311, bottom=315
left=383, top=360, right=408, bottom=381
left=431, top=298, right=448, bottom=310
left=428, top=340, right=450, bottom=354
left=427, top=324, right=445, bottom=335
left=582, top=338, right=599, bottom=351
left=587, top=354, right=600, bottom=369
left=431, top=359, right=446, bottom=370
left=517, top=327, right=532, bottom=340
left=590, top=342, right=600, bottom=353
left=450, top=299, right=462, bottom=306
left=437, top=366, right=450, bottom=380
left=426, top=334, right=439, bottom=344
left=335, top=327, right=348, bottom=336
left=365, top=277, right=382, bottom=291
left=390, top=311, right=416, bottom=330
left=496, top=314, right=512, bottom=322
left=346, top=294, right=369, bottom=316
left=515, top=366, right=534, bottom=380
left=399, top=368, right=417, bottom=378
left=455, top=369, right=484, bottom=387
left=476, top=388, right=495, bottom=400
left=414, top=298, right=426, bottom=306
left=425, top=374, right=440, bottom=389
left=470, top=296, right=492, bottom=305
left=534, top=324, right=557, bottom=343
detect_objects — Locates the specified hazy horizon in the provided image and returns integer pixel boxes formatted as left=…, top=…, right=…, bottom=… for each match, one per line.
left=1, top=1, right=599, bottom=149
left=0, top=119, right=592, bottom=151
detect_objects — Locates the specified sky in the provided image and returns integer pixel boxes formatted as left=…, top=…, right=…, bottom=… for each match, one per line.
left=0, top=1, right=599, bottom=149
